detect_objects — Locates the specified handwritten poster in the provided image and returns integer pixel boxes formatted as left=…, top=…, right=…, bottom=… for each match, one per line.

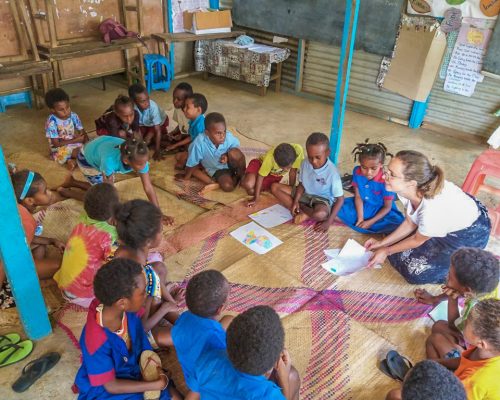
left=408, top=0, right=500, bottom=19
left=171, top=0, right=209, bottom=33
left=444, top=23, right=492, bottom=96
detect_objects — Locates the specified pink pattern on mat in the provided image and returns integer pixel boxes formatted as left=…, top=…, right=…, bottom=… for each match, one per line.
left=185, top=230, right=226, bottom=280
left=301, top=224, right=336, bottom=289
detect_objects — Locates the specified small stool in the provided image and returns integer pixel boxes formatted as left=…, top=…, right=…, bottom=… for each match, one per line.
left=144, top=54, right=172, bottom=93
left=0, top=91, right=32, bottom=113
left=462, top=149, right=500, bottom=236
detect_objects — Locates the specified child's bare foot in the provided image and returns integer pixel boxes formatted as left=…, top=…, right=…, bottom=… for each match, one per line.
left=199, top=182, right=220, bottom=195
left=414, top=289, right=438, bottom=305
left=293, top=212, right=309, bottom=225
left=60, top=173, right=76, bottom=188
left=66, top=159, right=77, bottom=171
left=174, top=163, right=185, bottom=171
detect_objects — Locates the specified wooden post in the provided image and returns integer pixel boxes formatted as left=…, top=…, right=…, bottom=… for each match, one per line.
left=0, top=147, right=52, bottom=339
left=275, top=62, right=282, bottom=93
left=295, top=39, right=306, bottom=92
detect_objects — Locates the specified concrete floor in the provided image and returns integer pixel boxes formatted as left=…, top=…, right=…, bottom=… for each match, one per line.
left=0, top=75, right=497, bottom=398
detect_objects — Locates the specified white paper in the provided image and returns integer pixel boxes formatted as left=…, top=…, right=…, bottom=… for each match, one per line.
left=230, top=222, right=283, bottom=255
left=324, top=249, right=340, bottom=260
left=428, top=300, right=464, bottom=322
left=321, top=239, right=372, bottom=276
left=249, top=204, right=293, bottom=228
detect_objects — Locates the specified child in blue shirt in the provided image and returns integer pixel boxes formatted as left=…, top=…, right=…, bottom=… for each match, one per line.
left=337, top=140, right=404, bottom=234
left=44, top=88, right=88, bottom=169
left=75, top=136, right=173, bottom=224
left=178, top=112, right=246, bottom=193
left=191, top=305, right=301, bottom=400
left=74, top=258, right=180, bottom=400
left=272, top=132, right=344, bottom=232
left=171, top=270, right=234, bottom=395
left=128, top=83, right=169, bottom=161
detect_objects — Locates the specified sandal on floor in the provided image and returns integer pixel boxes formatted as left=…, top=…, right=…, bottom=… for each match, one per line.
left=385, top=350, right=413, bottom=381
left=0, top=340, right=34, bottom=368
left=378, top=358, right=395, bottom=380
left=12, top=352, right=61, bottom=393
left=0, top=333, right=21, bottom=347
left=140, top=350, right=166, bottom=400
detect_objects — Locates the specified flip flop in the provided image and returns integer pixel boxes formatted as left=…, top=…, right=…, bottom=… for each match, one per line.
left=140, top=350, right=166, bottom=400
left=378, top=359, right=396, bottom=380
left=386, top=350, right=413, bottom=381
left=12, top=352, right=61, bottom=393
left=0, top=333, right=21, bottom=347
left=0, top=340, right=34, bottom=368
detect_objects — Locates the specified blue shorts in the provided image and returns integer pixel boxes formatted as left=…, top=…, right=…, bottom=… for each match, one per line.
left=77, top=150, right=103, bottom=185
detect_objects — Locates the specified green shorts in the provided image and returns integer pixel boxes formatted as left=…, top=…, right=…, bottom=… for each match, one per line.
left=292, top=187, right=332, bottom=210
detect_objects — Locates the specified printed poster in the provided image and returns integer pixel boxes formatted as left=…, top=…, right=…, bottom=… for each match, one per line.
left=407, top=0, right=500, bottom=19
left=230, top=222, right=283, bottom=255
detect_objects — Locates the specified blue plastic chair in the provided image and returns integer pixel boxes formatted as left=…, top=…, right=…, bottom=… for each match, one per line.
left=144, top=54, right=172, bottom=93
left=0, top=91, right=32, bottom=113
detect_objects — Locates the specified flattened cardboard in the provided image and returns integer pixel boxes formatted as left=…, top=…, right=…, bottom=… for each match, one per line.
left=383, top=26, right=446, bottom=102
left=183, top=9, right=232, bottom=34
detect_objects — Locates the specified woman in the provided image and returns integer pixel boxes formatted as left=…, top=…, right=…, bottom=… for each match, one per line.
left=365, top=150, right=490, bottom=284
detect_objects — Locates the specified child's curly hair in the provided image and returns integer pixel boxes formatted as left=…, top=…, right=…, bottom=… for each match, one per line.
left=351, top=139, right=391, bottom=163
left=113, top=94, right=134, bottom=112
left=119, top=137, right=149, bottom=162
left=468, top=299, right=500, bottom=352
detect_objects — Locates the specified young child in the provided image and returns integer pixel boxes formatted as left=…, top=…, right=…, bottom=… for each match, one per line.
left=54, top=183, right=120, bottom=308
left=128, top=83, right=169, bottom=161
left=271, top=132, right=344, bottom=232
left=74, top=258, right=179, bottom=399
left=171, top=270, right=233, bottom=393
left=1, top=170, right=63, bottom=308
left=114, top=199, right=178, bottom=347
left=44, top=88, right=88, bottom=169
left=450, top=299, right=500, bottom=400
left=190, top=305, right=300, bottom=400
left=170, top=82, right=193, bottom=138
left=416, top=248, right=499, bottom=360
left=179, top=112, right=246, bottom=193
left=76, top=135, right=174, bottom=224
left=385, top=360, right=466, bottom=400
left=337, top=140, right=404, bottom=234
left=242, top=143, right=304, bottom=207
left=95, top=95, right=140, bottom=139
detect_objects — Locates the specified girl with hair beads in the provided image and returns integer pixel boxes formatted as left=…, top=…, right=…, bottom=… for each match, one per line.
left=365, top=150, right=491, bottom=284
left=337, top=140, right=404, bottom=234
left=114, top=199, right=178, bottom=348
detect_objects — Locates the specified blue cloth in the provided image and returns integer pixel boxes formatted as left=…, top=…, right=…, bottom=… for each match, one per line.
left=337, top=166, right=404, bottom=234
left=75, top=304, right=171, bottom=399
left=299, top=159, right=343, bottom=205
left=190, top=349, right=285, bottom=400
left=134, top=99, right=167, bottom=127
left=389, top=196, right=491, bottom=284
left=188, top=114, right=205, bottom=141
left=171, top=311, right=226, bottom=390
left=81, top=136, right=149, bottom=177
left=234, top=35, right=254, bottom=45
left=186, top=131, right=240, bottom=177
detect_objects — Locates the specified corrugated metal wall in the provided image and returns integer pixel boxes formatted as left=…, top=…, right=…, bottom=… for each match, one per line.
left=219, top=0, right=233, bottom=8
left=425, top=76, right=500, bottom=138
left=302, top=41, right=414, bottom=121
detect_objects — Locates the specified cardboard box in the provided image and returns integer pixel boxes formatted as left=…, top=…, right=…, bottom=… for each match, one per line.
left=183, top=9, right=232, bottom=35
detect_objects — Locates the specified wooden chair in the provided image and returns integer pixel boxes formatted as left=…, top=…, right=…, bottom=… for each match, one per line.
left=0, top=1, right=51, bottom=108
left=27, top=0, right=146, bottom=87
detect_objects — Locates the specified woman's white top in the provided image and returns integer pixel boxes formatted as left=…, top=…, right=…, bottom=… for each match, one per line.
left=398, top=180, right=480, bottom=238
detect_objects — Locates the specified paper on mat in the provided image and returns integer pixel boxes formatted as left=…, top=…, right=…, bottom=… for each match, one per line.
left=324, top=249, right=340, bottom=260
left=249, top=204, right=292, bottom=228
left=428, top=300, right=464, bottom=322
left=321, top=239, right=372, bottom=276
left=230, top=222, right=282, bottom=255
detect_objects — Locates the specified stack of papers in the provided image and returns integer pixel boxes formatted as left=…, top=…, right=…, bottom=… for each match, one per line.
left=249, top=204, right=292, bottom=228
left=321, top=239, right=373, bottom=276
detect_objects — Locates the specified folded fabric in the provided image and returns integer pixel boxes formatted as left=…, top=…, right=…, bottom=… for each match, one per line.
left=234, top=35, right=254, bottom=46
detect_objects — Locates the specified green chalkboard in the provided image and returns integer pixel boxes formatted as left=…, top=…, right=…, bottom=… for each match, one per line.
left=233, top=0, right=405, bottom=57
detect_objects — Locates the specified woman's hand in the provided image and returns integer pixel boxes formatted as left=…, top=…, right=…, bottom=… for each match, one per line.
left=364, top=237, right=383, bottom=250
left=366, top=248, right=388, bottom=268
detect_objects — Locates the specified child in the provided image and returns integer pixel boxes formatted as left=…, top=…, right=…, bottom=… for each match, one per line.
left=95, top=95, right=140, bottom=139
left=385, top=360, right=466, bottom=400
left=44, top=88, right=89, bottom=169
left=170, top=82, right=193, bottom=138
left=1, top=170, right=63, bottom=308
left=417, top=248, right=499, bottom=360
left=76, top=135, right=174, bottom=224
left=242, top=143, right=304, bottom=207
left=179, top=112, right=246, bottom=193
left=190, top=305, right=300, bottom=400
left=171, top=270, right=233, bottom=393
left=114, top=199, right=178, bottom=347
left=74, top=258, right=179, bottom=399
left=337, top=140, right=404, bottom=234
left=450, top=299, right=500, bottom=400
left=128, top=83, right=169, bottom=161
left=54, top=183, right=120, bottom=308
left=271, top=132, right=344, bottom=232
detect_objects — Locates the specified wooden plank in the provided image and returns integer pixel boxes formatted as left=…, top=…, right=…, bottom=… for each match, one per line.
left=0, top=61, right=52, bottom=79
left=39, top=42, right=145, bottom=60
left=37, top=37, right=146, bottom=55
left=58, top=68, right=127, bottom=85
left=45, top=0, right=58, bottom=47
left=9, top=1, right=28, bottom=59
left=18, top=0, right=42, bottom=61
left=152, top=30, right=245, bottom=43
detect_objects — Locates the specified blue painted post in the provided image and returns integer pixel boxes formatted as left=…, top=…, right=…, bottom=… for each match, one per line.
left=295, top=39, right=304, bottom=92
left=166, top=0, right=175, bottom=80
left=409, top=98, right=429, bottom=129
left=330, top=0, right=361, bottom=164
left=209, top=0, right=220, bottom=9
left=0, top=147, right=51, bottom=339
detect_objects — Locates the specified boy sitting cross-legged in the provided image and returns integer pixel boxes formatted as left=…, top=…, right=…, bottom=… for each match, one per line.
left=188, top=305, right=300, bottom=400
left=176, top=112, right=246, bottom=193
left=272, top=132, right=344, bottom=232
